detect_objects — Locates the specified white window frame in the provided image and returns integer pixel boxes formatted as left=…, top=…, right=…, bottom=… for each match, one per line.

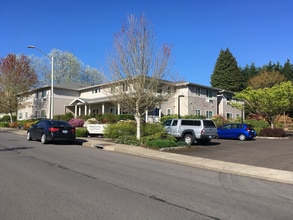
left=205, top=110, right=213, bottom=119
left=195, top=109, right=201, bottom=116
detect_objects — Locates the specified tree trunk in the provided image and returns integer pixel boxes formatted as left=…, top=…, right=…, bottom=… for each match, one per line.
left=135, top=115, right=141, bottom=140
left=9, top=112, right=13, bottom=123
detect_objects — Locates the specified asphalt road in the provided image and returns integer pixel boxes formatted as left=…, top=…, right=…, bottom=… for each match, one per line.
left=1, top=132, right=293, bottom=220
left=170, top=137, right=293, bottom=172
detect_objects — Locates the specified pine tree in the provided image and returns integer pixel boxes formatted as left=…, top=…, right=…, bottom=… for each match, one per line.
left=210, top=48, right=245, bottom=92
left=282, top=59, right=293, bottom=81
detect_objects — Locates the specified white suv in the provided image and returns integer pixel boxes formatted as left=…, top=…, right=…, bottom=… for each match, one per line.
left=163, top=119, right=218, bottom=145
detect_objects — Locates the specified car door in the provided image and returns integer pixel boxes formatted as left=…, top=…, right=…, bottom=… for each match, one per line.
left=230, top=124, right=241, bottom=138
left=218, top=124, right=232, bottom=138
left=34, top=121, right=46, bottom=140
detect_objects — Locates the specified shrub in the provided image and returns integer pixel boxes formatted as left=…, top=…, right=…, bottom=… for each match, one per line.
left=259, top=128, right=286, bottom=137
left=115, top=135, right=141, bottom=146
left=104, top=121, right=137, bottom=139
left=0, top=115, right=17, bottom=122
left=212, top=115, right=228, bottom=127
left=55, top=112, right=74, bottom=121
left=144, top=139, right=177, bottom=149
left=9, top=122, right=18, bottom=128
left=244, top=119, right=269, bottom=134
left=0, top=122, right=9, bottom=127
left=75, top=127, right=88, bottom=137
left=68, top=118, right=85, bottom=127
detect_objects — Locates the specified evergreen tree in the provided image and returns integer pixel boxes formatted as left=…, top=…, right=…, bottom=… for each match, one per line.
left=241, top=63, right=260, bottom=88
left=210, top=48, right=245, bottom=92
left=282, top=59, right=293, bottom=81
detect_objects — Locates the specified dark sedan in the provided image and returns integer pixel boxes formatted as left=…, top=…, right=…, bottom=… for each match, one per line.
left=217, top=123, right=256, bottom=141
left=27, top=119, right=76, bottom=144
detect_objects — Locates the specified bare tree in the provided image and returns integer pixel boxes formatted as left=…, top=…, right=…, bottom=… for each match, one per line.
left=108, top=14, right=174, bottom=140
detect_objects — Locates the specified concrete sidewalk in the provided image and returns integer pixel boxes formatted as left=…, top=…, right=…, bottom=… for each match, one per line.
left=2, top=127, right=293, bottom=185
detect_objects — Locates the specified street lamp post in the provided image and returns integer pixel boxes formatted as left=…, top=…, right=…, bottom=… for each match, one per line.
left=178, top=95, right=184, bottom=119
left=27, top=45, right=54, bottom=119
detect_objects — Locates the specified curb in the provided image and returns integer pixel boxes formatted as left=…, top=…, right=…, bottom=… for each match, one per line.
left=81, top=140, right=293, bottom=185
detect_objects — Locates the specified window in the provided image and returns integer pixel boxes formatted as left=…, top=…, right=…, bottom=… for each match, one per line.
left=41, top=110, right=46, bottom=118
left=206, top=90, right=213, bottom=98
left=206, top=110, right=213, bottom=119
left=18, top=112, right=23, bottom=120
left=235, top=113, right=240, bottom=118
left=226, top=112, right=232, bottom=119
left=42, top=90, right=47, bottom=98
left=195, top=87, right=200, bottom=96
left=109, top=107, right=117, bottom=114
left=181, top=120, right=201, bottom=126
left=92, top=88, right=101, bottom=93
left=36, top=92, right=39, bottom=99
left=122, top=84, right=128, bottom=92
left=166, top=108, right=172, bottom=115
left=171, top=120, right=178, bottom=126
left=195, top=109, right=201, bottom=116
left=25, top=112, right=28, bottom=119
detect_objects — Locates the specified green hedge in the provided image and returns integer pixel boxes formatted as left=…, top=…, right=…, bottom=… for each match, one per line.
left=75, top=127, right=88, bottom=137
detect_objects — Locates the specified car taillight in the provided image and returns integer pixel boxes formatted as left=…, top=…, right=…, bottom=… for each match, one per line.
left=49, top=127, right=59, bottom=132
left=71, top=128, right=75, bottom=133
left=201, top=129, right=205, bottom=134
left=246, top=128, right=250, bottom=131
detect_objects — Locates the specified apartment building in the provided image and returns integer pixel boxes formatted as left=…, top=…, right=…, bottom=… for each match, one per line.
left=16, top=80, right=243, bottom=121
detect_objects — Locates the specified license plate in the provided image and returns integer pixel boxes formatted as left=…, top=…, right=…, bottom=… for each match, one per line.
left=62, top=130, right=68, bottom=133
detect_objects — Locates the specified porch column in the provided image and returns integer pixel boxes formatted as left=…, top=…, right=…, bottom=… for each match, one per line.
left=88, top=105, right=91, bottom=115
left=85, top=104, right=88, bottom=116
left=102, top=103, right=105, bottom=114
left=117, top=103, right=120, bottom=115
left=74, top=105, right=77, bottom=118
left=78, top=105, right=81, bottom=116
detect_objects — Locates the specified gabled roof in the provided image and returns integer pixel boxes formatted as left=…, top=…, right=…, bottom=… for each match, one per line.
left=67, top=97, right=111, bottom=106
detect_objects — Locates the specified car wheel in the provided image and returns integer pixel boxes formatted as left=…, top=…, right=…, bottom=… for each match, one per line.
left=26, top=132, right=32, bottom=141
left=184, top=134, right=194, bottom=146
left=239, top=134, right=246, bottom=141
left=41, top=134, right=47, bottom=144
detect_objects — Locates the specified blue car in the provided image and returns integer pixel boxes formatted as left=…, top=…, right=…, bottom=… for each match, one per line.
left=217, top=123, right=256, bottom=141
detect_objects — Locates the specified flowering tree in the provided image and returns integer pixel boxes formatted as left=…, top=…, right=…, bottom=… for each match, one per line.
left=234, top=81, right=293, bottom=128
left=0, top=54, right=37, bottom=122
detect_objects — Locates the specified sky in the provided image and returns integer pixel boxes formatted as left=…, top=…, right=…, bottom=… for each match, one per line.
left=1, top=0, right=292, bottom=86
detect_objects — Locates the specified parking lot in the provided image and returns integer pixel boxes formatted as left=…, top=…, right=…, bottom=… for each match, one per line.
left=171, top=137, right=293, bottom=172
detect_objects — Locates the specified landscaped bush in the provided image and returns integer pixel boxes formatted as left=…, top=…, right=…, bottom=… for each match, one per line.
left=9, top=122, right=18, bottom=128
left=0, top=115, right=17, bottom=122
left=104, top=121, right=137, bottom=139
left=0, top=122, right=9, bottom=127
left=104, top=120, right=177, bottom=147
left=75, top=127, right=88, bottom=137
left=144, top=139, right=177, bottom=149
left=212, top=115, right=228, bottom=127
left=115, top=135, right=141, bottom=146
left=259, top=128, right=286, bottom=137
left=54, top=112, right=74, bottom=121
left=244, top=119, right=269, bottom=134
left=68, top=118, right=85, bottom=127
